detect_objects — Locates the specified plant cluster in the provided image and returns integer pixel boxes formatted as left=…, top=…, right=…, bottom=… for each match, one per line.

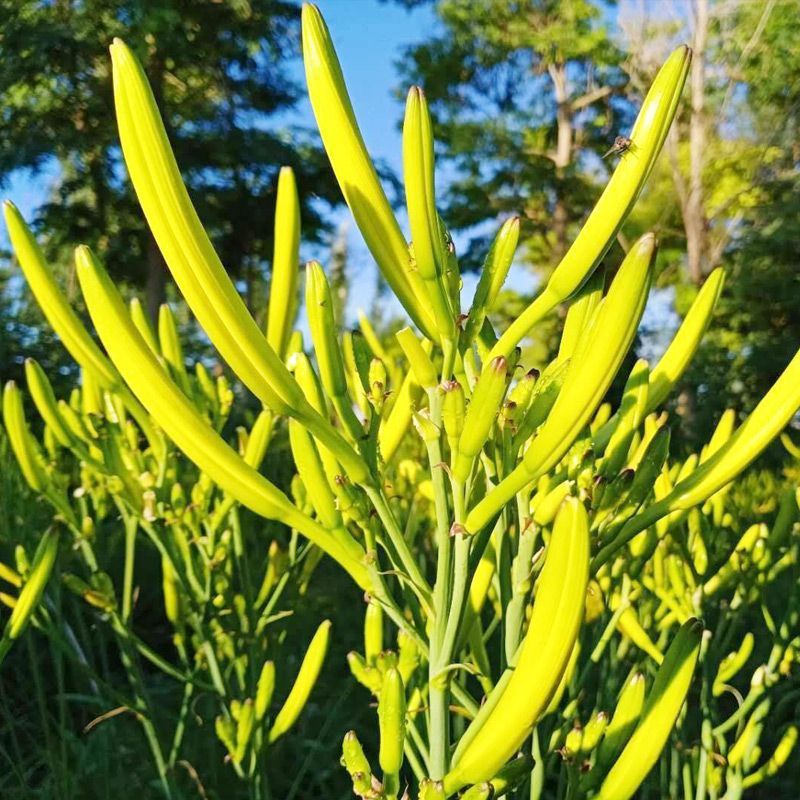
left=1, top=5, right=799, bottom=799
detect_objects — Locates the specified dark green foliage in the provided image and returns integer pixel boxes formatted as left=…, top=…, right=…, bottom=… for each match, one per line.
left=0, top=0, right=340, bottom=318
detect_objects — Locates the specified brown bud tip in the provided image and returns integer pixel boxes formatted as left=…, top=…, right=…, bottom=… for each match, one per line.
left=620, top=468, right=636, bottom=481
left=490, top=355, right=508, bottom=374
left=441, top=379, right=461, bottom=392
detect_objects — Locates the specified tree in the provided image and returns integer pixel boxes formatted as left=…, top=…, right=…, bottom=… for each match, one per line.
left=619, top=0, right=800, bottom=435
left=0, top=0, right=340, bottom=320
left=396, top=0, right=630, bottom=273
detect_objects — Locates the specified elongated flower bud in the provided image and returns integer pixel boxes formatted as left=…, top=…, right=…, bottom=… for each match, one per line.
left=161, top=556, right=182, bottom=628
left=75, top=246, right=369, bottom=588
left=558, top=269, right=605, bottom=362
left=1, top=529, right=59, bottom=662
left=343, top=730, right=373, bottom=795
left=612, top=597, right=663, bottom=664
left=648, top=267, right=724, bottom=410
left=379, top=370, right=422, bottom=464
left=404, top=87, right=455, bottom=342
left=445, top=499, right=589, bottom=792
left=306, top=261, right=348, bottom=399
left=289, top=419, right=341, bottom=531
left=3, top=202, right=164, bottom=460
left=269, top=620, right=332, bottom=743
left=23, top=361, right=72, bottom=449
left=129, top=297, right=160, bottom=355
left=364, top=601, right=384, bottom=666
left=712, top=633, right=754, bottom=696
left=595, top=673, right=646, bottom=771
left=267, top=167, right=301, bottom=359
left=491, top=47, right=690, bottom=357
left=158, top=303, right=190, bottom=395
left=3, top=381, right=48, bottom=492
left=254, top=661, right=276, bottom=722
left=234, top=699, right=254, bottom=763
left=452, top=356, right=508, bottom=482
left=601, top=359, right=649, bottom=477
left=306, top=261, right=364, bottom=440
left=396, top=327, right=438, bottom=390
left=109, top=39, right=367, bottom=483
left=596, top=619, right=702, bottom=800
left=301, top=5, right=435, bottom=338
left=742, top=725, right=798, bottom=788
left=468, top=234, right=655, bottom=533
left=441, top=379, right=465, bottom=459
left=378, top=666, right=406, bottom=796
left=465, top=218, right=519, bottom=345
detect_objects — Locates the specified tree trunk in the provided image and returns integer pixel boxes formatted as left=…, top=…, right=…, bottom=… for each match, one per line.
left=686, top=0, right=709, bottom=285
left=549, top=62, right=573, bottom=263
left=145, top=233, right=167, bottom=324
left=144, top=53, right=168, bottom=321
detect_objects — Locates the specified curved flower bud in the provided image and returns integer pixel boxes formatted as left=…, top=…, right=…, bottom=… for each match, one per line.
left=445, top=498, right=589, bottom=792
left=267, top=167, right=301, bottom=359
left=596, top=619, right=702, bottom=800
left=269, top=620, right=332, bottom=743
left=492, top=46, right=691, bottom=357
left=75, top=245, right=369, bottom=588
left=301, top=5, right=435, bottom=338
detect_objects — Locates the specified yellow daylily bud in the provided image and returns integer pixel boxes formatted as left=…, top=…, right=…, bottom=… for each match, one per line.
left=378, top=666, right=406, bottom=796
left=269, top=620, right=332, bottom=743
left=128, top=296, right=160, bottom=355
left=301, top=5, right=435, bottom=338
left=255, top=662, right=277, bottom=721
left=601, top=359, right=649, bottom=477
left=289, top=419, right=341, bottom=530
left=596, top=672, right=646, bottom=771
left=468, top=234, right=655, bottom=533
left=3, top=381, right=48, bottom=492
left=110, top=38, right=367, bottom=483
left=648, top=267, right=725, bottom=411
left=233, top=699, right=254, bottom=763
left=441, top=379, right=466, bottom=461
left=596, top=619, right=702, bottom=800
left=157, top=304, right=189, bottom=394
left=558, top=269, right=605, bottom=363
left=611, top=596, right=663, bottom=664
left=266, top=167, right=301, bottom=359
left=465, top=217, right=519, bottom=345
left=3, top=202, right=164, bottom=459
left=396, top=327, right=438, bottom=390
left=161, top=556, right=182, bottom=628
left=742, top=725, right=798, bottom=788
left=532, top=480, right=572, bottom=527
left=75, top=246, right=369, bottom=589
left=701, top=408, right=736, bottom=462
left=379, top=369, right=422, bottom=465
left=24, top=360, right=74, bottom=449
left=445, top=499, right=589, bottom=792
left=491, top=47, right=690, bottom=357
left=712, top=632, right=754, bottom=696
left=0, top=530, right=59, bottom=664
left=364, top=601, right=384, bottom=666
left=453, top=356, right=508, bottom=482
left=403, top=87, right=455, bottom=342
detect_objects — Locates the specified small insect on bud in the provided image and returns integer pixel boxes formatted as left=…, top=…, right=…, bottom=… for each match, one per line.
left=602, top=135, right=633, bottom=159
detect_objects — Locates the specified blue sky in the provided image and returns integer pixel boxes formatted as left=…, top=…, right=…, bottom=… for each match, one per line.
left=3, top=0, right=676, bottom=340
